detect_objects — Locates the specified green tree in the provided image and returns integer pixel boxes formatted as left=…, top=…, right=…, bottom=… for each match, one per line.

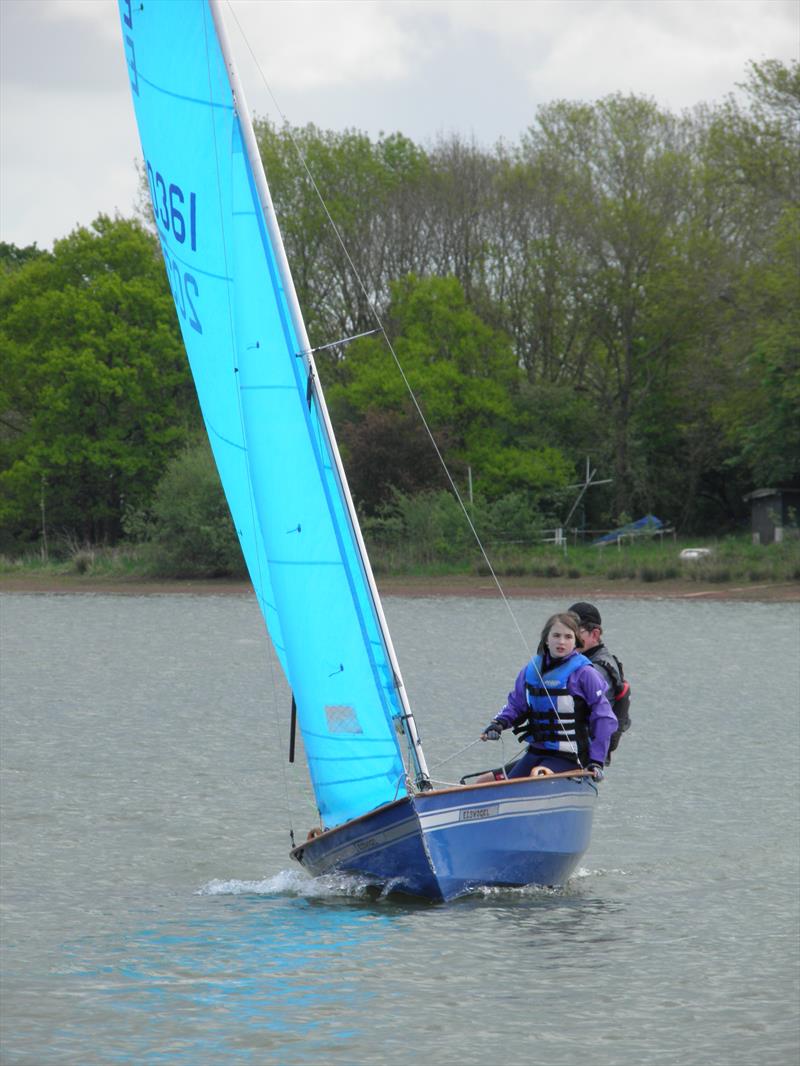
left=530, top=96, right=696, bottom=517
left=327, top=274, right=573, bottom=507
left=0, top=241, right=48, bottom=271
left=135, top=437, right=245, bottom=577
left=494, top=133, right=591, bottom=385
left=706, top=61, right=800, bottom=489
left=255, top=120, right=432, bottom=355
left=710, top=205, right=800, bottom=486
left=0, top=216, right=197, bottom=548
left=118, top=61, right=798, bottom=539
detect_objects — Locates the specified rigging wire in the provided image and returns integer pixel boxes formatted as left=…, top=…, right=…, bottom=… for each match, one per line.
left=223, top=2, right=583, bottom=770
left=223, top=0, right=533, bottom=664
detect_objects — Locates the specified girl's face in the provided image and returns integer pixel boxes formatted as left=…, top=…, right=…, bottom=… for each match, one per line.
left=547, top=622, right=576, bottom=659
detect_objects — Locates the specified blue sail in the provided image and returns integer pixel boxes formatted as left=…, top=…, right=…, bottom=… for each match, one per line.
left=118, top=0, right=412, bottom=828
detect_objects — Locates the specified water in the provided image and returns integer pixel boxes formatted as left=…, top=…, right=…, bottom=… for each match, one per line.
left=1, top=591, right=798, bottom=1065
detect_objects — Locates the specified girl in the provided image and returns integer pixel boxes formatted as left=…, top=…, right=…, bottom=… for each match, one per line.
left=480, top=612, right=617, bottom=779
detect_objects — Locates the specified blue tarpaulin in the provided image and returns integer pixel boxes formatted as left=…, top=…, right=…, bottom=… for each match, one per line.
left=593, top=515, right=664, bottom=545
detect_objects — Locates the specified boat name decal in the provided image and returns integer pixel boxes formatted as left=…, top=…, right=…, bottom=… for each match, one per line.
left=460, top=805, right=499, bottom=821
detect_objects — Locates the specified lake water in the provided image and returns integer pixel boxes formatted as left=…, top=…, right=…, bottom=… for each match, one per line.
left=1, top=591, right=799, bottom=1065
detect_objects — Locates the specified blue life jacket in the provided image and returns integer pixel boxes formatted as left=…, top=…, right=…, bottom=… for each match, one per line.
left=521, top=652, right=591, bottom=764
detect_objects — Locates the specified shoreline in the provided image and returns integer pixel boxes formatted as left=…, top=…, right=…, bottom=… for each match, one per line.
left=1, top=573, right=798, bottom=602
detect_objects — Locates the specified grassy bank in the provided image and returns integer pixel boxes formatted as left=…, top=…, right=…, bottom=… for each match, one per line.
left=371, top=531, right=800, bottom=587
left=2, top=534, right=799, bottom=590
left=464, top=535, right=800, bottom=586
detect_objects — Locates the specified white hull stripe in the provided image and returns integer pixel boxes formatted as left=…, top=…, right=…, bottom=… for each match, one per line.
left=420, top=801, right=592, bottom=834
left=418, top=791, right=593, bottom=831
left=305, top=791, right=594, bottom=870
left=310, top=814, right=420, bottom=868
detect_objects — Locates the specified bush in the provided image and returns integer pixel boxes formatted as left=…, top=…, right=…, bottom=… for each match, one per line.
left=527, top=560, right=563, bottom=579
left=473, top=492, right=547, bottom=542
left=362, top=489, right=477, bottom=570
left=129, top=439, right=246, bottom=578
left=639, top=563, right=680, bottom=582
left=72, top=548, right=96, bottom=575
left=606, top=563, right=637, bottom=580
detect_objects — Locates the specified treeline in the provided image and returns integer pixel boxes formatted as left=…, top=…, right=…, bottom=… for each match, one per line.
left=1, top=59, right=798, bottom=559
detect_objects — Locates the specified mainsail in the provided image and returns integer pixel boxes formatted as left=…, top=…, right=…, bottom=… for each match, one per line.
left=118, top=0, right=428, bottom=828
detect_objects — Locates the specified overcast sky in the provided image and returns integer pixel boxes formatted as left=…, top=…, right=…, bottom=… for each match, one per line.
left=1, top=0, right=797, bottom=251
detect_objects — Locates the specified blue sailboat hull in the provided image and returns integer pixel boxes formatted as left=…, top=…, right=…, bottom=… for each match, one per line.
left=290, top=773, right=597, bottom=901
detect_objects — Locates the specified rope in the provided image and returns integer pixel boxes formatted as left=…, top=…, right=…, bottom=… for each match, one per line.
left=425, top=736, right=484, bottom=773
left=427, top=735, right=511, bottom=786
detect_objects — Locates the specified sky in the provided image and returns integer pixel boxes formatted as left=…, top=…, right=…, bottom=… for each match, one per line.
left=1, top=0, right=797, bottom=251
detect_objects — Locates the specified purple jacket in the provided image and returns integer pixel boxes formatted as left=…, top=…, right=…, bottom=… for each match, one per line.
left=495, top=652, right=618, bottom=765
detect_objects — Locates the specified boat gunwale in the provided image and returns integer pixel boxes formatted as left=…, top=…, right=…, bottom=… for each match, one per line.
left=423, top=770, right=594, bottom=798
left=290, top=770, right=594, bottom=858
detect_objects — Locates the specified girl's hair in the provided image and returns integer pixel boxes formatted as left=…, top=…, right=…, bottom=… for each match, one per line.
left=537, top=611, right=583, bottom=655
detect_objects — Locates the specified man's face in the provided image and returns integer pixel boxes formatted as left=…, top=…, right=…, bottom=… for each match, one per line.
left=580, top=624, right=601, bottom=650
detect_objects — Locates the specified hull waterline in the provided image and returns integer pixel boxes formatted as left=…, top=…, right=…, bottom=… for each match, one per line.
left=290, top=772, right=597, bottom=901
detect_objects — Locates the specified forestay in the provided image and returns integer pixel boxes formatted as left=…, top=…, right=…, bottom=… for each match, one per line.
left=118, top=0, right=410, bottom=828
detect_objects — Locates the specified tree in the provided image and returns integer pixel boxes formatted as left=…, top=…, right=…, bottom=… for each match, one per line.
left=0, top=216, right=197, bottom=548
left=708, top=61, right=800, bottom=488
left=0, top=241, right=48, bottom=271
left=669, top=59, right=800, bottom=520
left=135, top=436, right=245, bottom=577
left=530, top=96, right=697, bottom=517
left=254, top=120, right=433, bottom=356
left=493, top=132, right=591, bottom=385
left=337, top=408, right=449, bottom=512
left=710, top=204, right=800, bottom=487
left=327, top=274, right=573, bottom=507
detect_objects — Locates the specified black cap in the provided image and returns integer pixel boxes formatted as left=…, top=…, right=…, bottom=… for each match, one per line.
left=568, top=602, right=602, bottom=627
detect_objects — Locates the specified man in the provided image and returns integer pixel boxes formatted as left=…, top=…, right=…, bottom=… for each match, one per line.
left=567, top=602, right=630, bottom=763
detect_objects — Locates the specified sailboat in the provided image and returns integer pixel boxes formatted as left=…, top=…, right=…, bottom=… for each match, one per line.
left=118, top=0, right=597, bottom=901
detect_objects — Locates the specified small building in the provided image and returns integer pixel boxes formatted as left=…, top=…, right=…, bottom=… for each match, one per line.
left=743, top=487, right=800, bottom=544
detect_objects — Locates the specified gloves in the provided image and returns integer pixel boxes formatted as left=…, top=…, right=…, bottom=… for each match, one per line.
left=587, top=762, right=604, bottom=781
left=481, top=720, right=504, bottom=741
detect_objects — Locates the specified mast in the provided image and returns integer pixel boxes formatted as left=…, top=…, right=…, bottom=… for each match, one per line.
left=208, top=0, right=431, bottom=788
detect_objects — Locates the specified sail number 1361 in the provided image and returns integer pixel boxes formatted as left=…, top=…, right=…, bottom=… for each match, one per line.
left=146, top=162, right=197, bottom=251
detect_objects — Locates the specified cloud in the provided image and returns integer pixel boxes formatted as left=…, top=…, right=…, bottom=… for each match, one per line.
left=1, top=0, right=125, bottom=93
left=400, top=1, right=799, bottom=110
left=1, top=0, right=797, bottom=249
left=517, top=0, right=799, bottom=109
left=1, top=0, right=140, bottom=249
left=226, top=0, right=425, bottom=93
left=1, top=79, right=142, bottom=250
